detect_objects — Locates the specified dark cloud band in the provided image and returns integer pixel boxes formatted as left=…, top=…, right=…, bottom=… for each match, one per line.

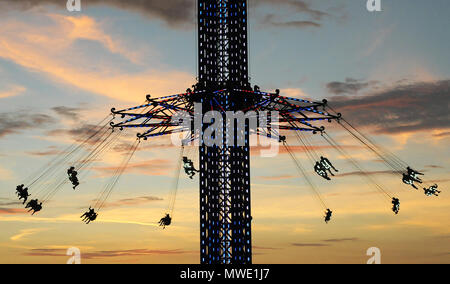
left=1, top=0, right=195, bottom=28
left=330, top=80, right=450, bottom=134
left=0, top=112, right=55, bottom=138
left=2, top=0, right=332, bottom=30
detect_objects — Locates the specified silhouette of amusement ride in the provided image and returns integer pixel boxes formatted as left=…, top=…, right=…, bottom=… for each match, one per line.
left=14, top=0, right=442, bottom=264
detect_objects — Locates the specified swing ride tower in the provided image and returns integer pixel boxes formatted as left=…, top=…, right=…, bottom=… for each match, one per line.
left=110, top=0, right=341, bottom=264
left=16, top=0, right=442, bottom=267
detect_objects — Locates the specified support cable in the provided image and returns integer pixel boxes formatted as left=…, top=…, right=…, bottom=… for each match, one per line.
left=96, top=139, right=141, bottom=212
left=36, top=127, right=121, bottom=204
left=32, top=126, right=114, bottom=198
left=25, top=115, right=113, bottom=188
left=326, top=105, right=407, bottom=173
left=167, top=145, right=185, bottom=216
left=283, top=141, right=328, bottom=210
left=322, top=132, right=392, bottom=200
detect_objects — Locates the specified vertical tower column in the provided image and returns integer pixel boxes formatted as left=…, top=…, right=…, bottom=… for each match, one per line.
left=198, top=0, right=250, bottom=89
left=198, top=0, right=252, bottom=265
left=199, top=92, right=252, bottom=264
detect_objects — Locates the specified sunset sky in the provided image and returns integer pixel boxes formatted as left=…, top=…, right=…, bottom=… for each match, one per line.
left=0, top=0, right=449, bottom=264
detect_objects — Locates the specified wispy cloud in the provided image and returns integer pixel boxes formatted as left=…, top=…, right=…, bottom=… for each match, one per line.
left=2, top=0, right=195, bottom=29
left=10, top=228, right=47, bottom=241
left=251, top=144, right=362, bottom=157
left=291, top=243, right=330, bottom=247
left=25, top=248, right=196, bottom=259
left=253, top=246, right=279, bottom=251
left=0, top=13, right=193, bottom=103
left=3, top=0, right=332, bottom=31
left=327, top=78, right=378, bottom=95
left=46, top=123, right=107, bottom=144
left=0, top=198, right=22, bottom=207
left=362, top=27, right=393, bottom=57
left=26, top=146, right=64, bottom=157
left=424, top=165, right=444, bottom=169
left=52, top=106, right=81, bottom=121
left=262, top=14, right=321, bottom=29
left=94, top=159, right=173, bottom=177
left=291, top=238, right=359, bottom=248
left=0, top=208, right=27, bottom=215
left=433, top=132, right=450, bottom=138
left=0, top=85, right=26, bottom=99
left=3, top=0, right=337, bottom=32
left=254, top=0, right=345, bottom=30
left=427, top=179, right=450, bottom=184
left=330, top=80, right=450, bottom=134
left=337, top=170, right=398, bottom=178
left=0, top=213, right=162, bottom=228
left=258, top=175, right=295, bottom=181
left=99, top=196, right=164, bottom=209
left=281, top=88, right=310, bottom=98
left=322, top=238, right=359, bottom=243
left=0, top=112, right=55, bottom=138
left=257, top=0, right=329, bottom=21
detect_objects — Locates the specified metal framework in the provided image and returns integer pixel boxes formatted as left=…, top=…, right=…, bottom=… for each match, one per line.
left=110, top=0, right=340, bottom=264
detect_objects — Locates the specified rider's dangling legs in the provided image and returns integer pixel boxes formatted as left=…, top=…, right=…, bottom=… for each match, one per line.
left=315, top=163, right=331, bottom=181
left=320, top=157, right=338, bottom=177
left=407, top=167, right=424, bottom=183
left=188, top=169, right=196, bottom=179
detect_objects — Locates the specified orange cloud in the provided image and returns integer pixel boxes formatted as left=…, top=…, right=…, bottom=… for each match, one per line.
left=281, top=88, right=309, bottom=98
left=0, top=85, right=26, bottom=99
left=251, top=144, right=362, bottom=157
left=57, top=15, right=141, bottom=63
left=0, top=208, right=27, bottom=216
left=0, top=13, right=193, bottom=103
left=100, top=196, right=164, bottom=209
left=10, top=228, right=47, bottom=241
left=94, top=159, right=173, bottom=177
left=258, top=175, right=295, bottom=181
left=25, top=248, right=196, bottom=259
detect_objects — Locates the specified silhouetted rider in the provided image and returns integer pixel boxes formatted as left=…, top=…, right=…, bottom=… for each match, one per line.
left=183, top=157, right=199, bottom=179
left=16, top=184, right=31, bottom=204
left=19, top=188, right=31, bottom=205
left=324, top=209, right=333, bottom=224
left=159, top=214, right=172, bottom=229
left=16, top=184, right=24, bottom=195
left=392, top=198, right=400, bottom=215
left=25, top=199, right=37, bottom=210
left=31, top=202, right=43, bottom=215
left=81, top=207, right=97, bottom=224
left=68, top=167, right=80, bottom=190
left=407, top=167, right=424, bottom=183
left=26, top=199, right=42, bottom=215
left=424, top=184, right=441, bottom=197
left=403, top=174, right=419, bottom=190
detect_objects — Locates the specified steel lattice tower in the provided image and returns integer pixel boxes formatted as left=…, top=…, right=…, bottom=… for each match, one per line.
left=111, top=0, right=339, bottom=265
left=198, top=0, right=252, bottom=264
